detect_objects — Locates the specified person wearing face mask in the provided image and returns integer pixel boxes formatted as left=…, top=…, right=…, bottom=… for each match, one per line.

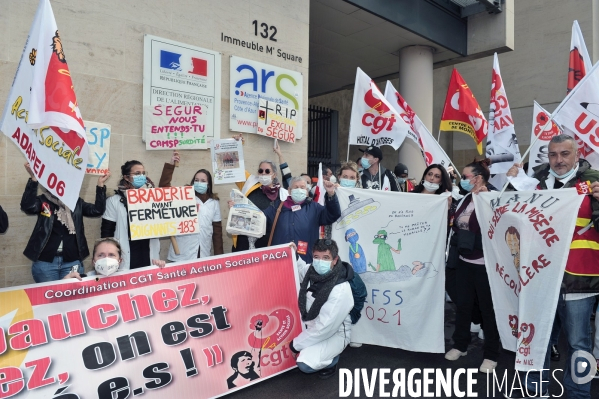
left=63, top=237, right=165, bottom=280
left=505, top=134, right=599, bottom=398
left=445, top=158, right=501, bottom=375
left=21, top=163, right=110, bottom=282
left=157, top=151, right=224, bottom=262
left=300, top=173, right=314, bottom=197
left=263, top=177, right=340, bottom=262
left=336, top=161, right=361, bottom=189
left=394, top=163, right=414, bottom=192
left=358, top=146, right=399, bottom=191
left=101, top=158, right=161, bottom=270
left=288, top=239, right=365, bottom=379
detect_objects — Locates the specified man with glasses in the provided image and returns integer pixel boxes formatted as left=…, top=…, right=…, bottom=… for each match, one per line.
left=505, top=134, right=599, bottom=398
left=289, top=239, right=366, bottom=380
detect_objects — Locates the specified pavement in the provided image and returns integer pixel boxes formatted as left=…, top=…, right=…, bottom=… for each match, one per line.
left=229, top=303, right=599, bottom=399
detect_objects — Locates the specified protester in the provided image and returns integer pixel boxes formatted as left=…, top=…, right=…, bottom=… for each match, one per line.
left=101, top=159, right=160, bottom=270
left=359, top=146, right=399, bottom=191
left=507, top=134, right=599, bottom=397
left=158, top=151, right=224, bottom=262
left=63, top=237, right=165, bottom=280
left=394, top=162, right=414, bottom=192
left=288, top=239, right=356, bottom=379
left=264, top=177, right=340, bottom=262
left=445, top=158, right=501, bottom=374
left=21, top=163, right=109, bottom=282
left=229, top=134, right=290, bottom=252
left=0, top=204, right=7, bottom=234
left=274, top=140, right=293, bottom=189
left=337, top=161, right=361, bottom=188
left=411, top=164, right=453, bottom=195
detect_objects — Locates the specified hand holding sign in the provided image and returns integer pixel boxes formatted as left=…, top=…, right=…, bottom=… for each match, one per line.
left=97, top=170, right=111, bottom=187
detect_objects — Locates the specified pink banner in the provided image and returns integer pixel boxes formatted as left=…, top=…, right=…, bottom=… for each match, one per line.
left=0, top=245, right=301, bottom=398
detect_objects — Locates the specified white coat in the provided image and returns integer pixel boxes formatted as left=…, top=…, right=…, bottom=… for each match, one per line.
left=293, top=258, right=354, bottom=370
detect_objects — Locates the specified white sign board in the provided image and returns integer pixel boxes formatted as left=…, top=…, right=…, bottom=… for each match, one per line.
left=143, top=35, right=221, bottom=150
left=229, top=55, right=303, bottom=139
left=210, top=138, right=245, bottom=184
left=84, top=121, right=110, bottom=175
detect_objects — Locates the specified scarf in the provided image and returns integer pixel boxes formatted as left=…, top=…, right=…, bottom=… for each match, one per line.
left=283, top=196, right=305, bottom=209
left=298, top=262, right=345, bottom=321
left=41, top=188, right=76, bottom=234
left=260, top=184, right=280, bottom=201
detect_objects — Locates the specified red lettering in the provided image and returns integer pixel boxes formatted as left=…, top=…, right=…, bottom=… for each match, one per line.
left=127, top=189, right=140, bottom=205
left=0, top=367, right=24, bottom=398
left=86, top=304, right=118, bottom=330
left=362, top=113, right=374, bottom=127
left=574, top=112, right=597, bottom=135
left=47, top=310, right=86, bottom=340
left=117, top=293, right=153, bottom=323
left=178, top=283, right=200, bottom=307
left=8, top=319, right=48, bottom=350
left=152, top=289, right=179, bottom=312
left=24, top=357, right=55, bottom=390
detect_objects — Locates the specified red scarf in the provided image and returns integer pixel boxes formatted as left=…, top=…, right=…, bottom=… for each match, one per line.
left=261, top=184, right=280, bottom=201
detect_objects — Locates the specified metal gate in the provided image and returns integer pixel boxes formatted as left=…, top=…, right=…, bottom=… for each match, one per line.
left=307, top=105, right=339, bottom=177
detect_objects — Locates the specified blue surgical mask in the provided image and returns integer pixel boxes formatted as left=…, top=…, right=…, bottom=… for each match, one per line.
left=312, top=259, right=332, bottom=275
left=397, top=177, right=406, bottom=184
left=460, top=179, right=473, bottom=192
left=194, top=182, right=208, bottom=194
left=360, top=157, right=371, bottom=169
left=132, top=175, right=147, bottom=188
left=339, top=178, right=356, bottom=188
left=291, top=188, right=308, bottom=203
left=549, top=167, right=576, bottom=180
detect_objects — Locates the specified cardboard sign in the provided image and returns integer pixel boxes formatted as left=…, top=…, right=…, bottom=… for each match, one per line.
left=85, top=121, right=111, bottom=175
left=257, top=100, right=297, bottom=143
left=126, top=186, right=198, bottom=240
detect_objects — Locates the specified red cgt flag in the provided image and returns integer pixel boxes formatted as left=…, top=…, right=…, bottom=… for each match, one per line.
left=439, top=69, right=488, bottom=154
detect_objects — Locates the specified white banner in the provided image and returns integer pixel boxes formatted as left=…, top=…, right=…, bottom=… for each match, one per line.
left=349, top=68, right=409, bottom=150
left=384, top=81, right=452, bottom=168
left=229, top=56, right=303, bottom=139
left=143, top=35, right=221, bottom=150
left=331, top=188, right=447, bottom=352
left=486, top=53, right=521, bottom=174
left=474, top=189, right=583, bottom=371
left=0, top=0, right=88, bottom=210
left=527, top=102, right=562, bottom=176
left=85, top=121, right=111, bottom=175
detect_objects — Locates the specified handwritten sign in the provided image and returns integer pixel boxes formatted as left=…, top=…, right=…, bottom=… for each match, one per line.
left=85, top=121, right=111, bottom=175
left=126, top=186, right=198, bottom=240
left=257, top=99, right=297, bottom=143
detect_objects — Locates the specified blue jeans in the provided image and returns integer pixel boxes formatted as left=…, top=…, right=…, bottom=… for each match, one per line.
left=32, top=257, right=82, bottom=283
left=297, top=355, right=339, bottom=373
left=549, top=310, right=561, bottom=346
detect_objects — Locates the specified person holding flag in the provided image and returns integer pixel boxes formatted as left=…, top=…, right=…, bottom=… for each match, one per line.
left=359, top=145, right=399, bottom=191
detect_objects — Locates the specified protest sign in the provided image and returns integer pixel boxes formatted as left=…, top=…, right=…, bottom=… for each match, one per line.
left=226, top=189, right=267, bottom=239
left=474, top=189, right=583, bottom=371
left=256, top=100, right=297, bottom=143
left=0, top=0, right=88, bottom=210
left=126, top=186, right=198, bottom=240
left=0, top=245, right=302, bottom=398
left=85, top=121, right=111, bottom=175
left=331, top=188, right=448, bottom=353
left=210, top=139, right=245, bottom=184
left=230, top=56, right=303, bottom=139
left=143, top=35, right=221, bottom=150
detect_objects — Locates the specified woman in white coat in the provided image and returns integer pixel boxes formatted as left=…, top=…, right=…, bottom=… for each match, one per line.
left=289, top=239, right=354, bottom=379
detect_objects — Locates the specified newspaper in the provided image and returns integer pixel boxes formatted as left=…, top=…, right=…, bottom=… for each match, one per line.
left=226, top=189, right=267, bottom=238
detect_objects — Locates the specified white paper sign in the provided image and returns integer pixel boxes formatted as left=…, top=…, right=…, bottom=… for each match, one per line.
left=85, top=121, right=110, bottom=175
left=331, top=188, right=448, bottom=353
left=211, top=139, right=245, bottom=185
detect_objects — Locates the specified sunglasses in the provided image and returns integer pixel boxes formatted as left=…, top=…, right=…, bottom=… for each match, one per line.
left=374, top=234, right=387, bottom=239
left=258, top=168, right=271, bottom=174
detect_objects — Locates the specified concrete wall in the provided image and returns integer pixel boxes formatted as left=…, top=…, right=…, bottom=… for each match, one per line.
left=0, top=0, right=310, bottom=288
left=310, top=0, right=593, bottom=177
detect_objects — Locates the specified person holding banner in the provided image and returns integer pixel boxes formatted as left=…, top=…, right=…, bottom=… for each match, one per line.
left=158, top=152, right=224, bottom=261
left=0, top=205, right=7, bottom=234
left=101, top=159, right=160, bottom=270
left=264, top=177, right=340, bottom=262
left=289, top=239, right=356, bottom=379
left=445, top=158, right=501, bottom=374
left=359, top=146, right=399, bottom=191
left=21, top=163, right=109, bottom=283
left=506, top=134, right=599, bottom=397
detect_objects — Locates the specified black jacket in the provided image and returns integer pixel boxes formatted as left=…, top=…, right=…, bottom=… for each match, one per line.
left=20, top=179, right=106, bottom=261
left=0, top=205, right=7, bottom=234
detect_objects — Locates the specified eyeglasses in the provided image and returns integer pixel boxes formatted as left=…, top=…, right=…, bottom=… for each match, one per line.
left=374, top=234, right=387, bottom=239
left=461, top=174, right=477, bottom=180
left=128, top=172, right=147, bottom=176
left=258, top=168, right=271, bottom=174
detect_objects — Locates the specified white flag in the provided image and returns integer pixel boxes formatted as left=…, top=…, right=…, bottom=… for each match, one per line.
left=0, top=0, right=88, bottom=209
left=384, top=81, right=452, bottom=168
left=486, top=53, right=521, bottom=173
left=474, top=189, right=583, bottom=371
left=527, top=102, right=562, bottom=176
left=349, top=68, right=409, bottom=150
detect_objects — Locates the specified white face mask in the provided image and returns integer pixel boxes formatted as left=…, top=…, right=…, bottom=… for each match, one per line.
left=94, top=257, right=120, bottom=276
left=258, top=175, right=272, bottom=186
left=423, top=181, right=440, bottom=192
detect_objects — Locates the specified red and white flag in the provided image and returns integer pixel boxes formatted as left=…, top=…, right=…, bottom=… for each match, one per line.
left=439, top=69, right=488, bottom=154
left=349, top=68, right=409, bottom=150
left=384, top=81, right=452, bottom=168
left=313, top=162, right=326, bottom=206
left=486, top=53, right=521, bottom=173
left=0, top=0, right=88, bottom=209
left=527, top=102, right=562, bottom=176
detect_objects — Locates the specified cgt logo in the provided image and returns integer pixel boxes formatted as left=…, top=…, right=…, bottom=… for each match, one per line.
left=574, top=103, right=599, bottom=147
left=234, top=64, right=298, bottom=109
left=362, top=89, right=396, bottom=134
